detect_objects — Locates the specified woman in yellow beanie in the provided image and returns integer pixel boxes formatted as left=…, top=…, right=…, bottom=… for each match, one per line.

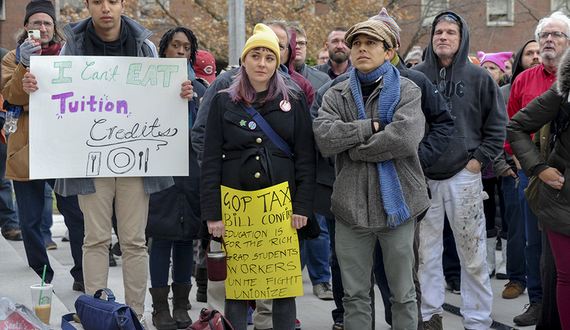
left=200, top=23, right=316, bottom=330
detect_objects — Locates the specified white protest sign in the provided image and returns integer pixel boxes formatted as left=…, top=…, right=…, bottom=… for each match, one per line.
left=28, top=56, right=189, bottom=180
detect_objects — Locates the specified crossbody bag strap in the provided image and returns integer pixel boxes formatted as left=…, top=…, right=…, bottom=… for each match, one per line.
left=239, top=103, right=294, bottom=161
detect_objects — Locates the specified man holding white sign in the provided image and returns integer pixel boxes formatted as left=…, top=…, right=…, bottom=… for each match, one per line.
left=22, top=0, right=194, bottom=319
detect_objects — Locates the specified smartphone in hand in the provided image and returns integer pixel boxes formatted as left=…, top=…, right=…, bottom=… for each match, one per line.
left=27, top=30, right=42, bottom=54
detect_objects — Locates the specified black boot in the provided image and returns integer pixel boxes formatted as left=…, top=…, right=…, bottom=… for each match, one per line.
left=195, top=267, right=208, bottom=302
left=171, top=283, right=193, bottom=328
left=149, top=286, right=177, bottom=330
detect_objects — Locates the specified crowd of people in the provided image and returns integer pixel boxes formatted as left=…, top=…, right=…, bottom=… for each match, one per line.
left=2, top=1, right=570, bottom=330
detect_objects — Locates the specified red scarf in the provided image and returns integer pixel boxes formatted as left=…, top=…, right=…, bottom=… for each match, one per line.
left=42, top=43, right=62, bottom=56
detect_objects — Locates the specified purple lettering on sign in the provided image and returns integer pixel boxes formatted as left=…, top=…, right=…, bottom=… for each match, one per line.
left=50, top=92, right=130, bottom=117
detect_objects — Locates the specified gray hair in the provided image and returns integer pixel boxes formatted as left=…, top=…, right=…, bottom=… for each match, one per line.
left=535, top=11, right=570, bottom=41
left=291, top=26, right=306, bottom=39
left=405, top=48, right=423, bottom=63
left=263, top=19, right=290, bottom=45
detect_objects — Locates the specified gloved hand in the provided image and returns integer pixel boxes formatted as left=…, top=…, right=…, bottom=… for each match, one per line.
left=19, top=40, right=41, bottom=67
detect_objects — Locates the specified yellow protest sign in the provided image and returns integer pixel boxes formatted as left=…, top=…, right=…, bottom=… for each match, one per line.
left=221, top=181, right=303, bottom=300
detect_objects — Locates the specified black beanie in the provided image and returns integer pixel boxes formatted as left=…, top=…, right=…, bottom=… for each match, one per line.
left=24, top=0, right=56, bottom=26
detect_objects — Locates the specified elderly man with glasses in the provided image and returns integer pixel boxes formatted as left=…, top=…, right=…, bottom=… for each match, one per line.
left=412, top=11, right=508, bottom=330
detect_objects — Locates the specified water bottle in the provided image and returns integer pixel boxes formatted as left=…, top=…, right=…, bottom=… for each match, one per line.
left=4, top=106, right=21, bottom=134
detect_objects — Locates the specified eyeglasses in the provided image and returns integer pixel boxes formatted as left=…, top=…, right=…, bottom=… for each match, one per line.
left=296, top=41, right=307, bottom=48
left=28, top=20, right=53, bottom=28
left=538, top=31, right=568, bottom=40
left=318, top=57, right=329, bottom=61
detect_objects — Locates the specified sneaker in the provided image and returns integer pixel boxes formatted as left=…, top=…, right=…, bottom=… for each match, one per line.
left=313, top=282, right=334, bottom=300
left=445, top=278, right=460, bottom=294
left=111, top=242, right=122, bottom=256
left=502, top=281, right=524, bottom=299
left=109, top=250, right=117, bottom=267
left=72, top=280, right=85, bottom=293
left=423, top=314, right=442, bottom=330
left=62, top=230, right=69, bottom=242
left=295, top=318, right=301, bottom=330
left=2, top=227, right=23, bottom=241
left=513, top=301, right=541, bottom=326
left=332, top=321, right=343, bottom=330
left=44, top=237, right=57, bottom=250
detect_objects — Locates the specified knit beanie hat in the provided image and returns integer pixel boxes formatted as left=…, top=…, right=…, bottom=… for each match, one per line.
left=345, top=8, right=399, bottom=50
left=369, top=8, right=401, bottom=48
left=477, top=51, right=514, bottom=72
left=195, top=50, right=216, bottom=84
left=241, top=23, right=280, bottom=66
left=24, top=0, right=56, bottom=26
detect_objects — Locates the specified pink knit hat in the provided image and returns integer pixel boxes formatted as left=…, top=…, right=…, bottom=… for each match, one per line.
left=477, top=51, right=514, bottom=72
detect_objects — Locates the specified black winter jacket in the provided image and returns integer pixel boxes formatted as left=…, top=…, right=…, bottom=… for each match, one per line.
left=507, top=48, right=570, bottom=236
left=200, top=90, right=318, bottom=240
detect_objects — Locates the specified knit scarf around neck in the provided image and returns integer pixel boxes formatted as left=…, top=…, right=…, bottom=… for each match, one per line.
left=349, top=60, right=410, bottom=226
left=83, top=18, right=137, bottom=56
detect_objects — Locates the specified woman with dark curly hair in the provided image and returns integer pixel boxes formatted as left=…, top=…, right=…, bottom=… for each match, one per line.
left=146, top=26, right=206, bottom=330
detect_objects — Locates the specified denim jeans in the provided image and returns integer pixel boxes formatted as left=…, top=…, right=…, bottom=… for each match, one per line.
left=299, top=213, right=331, bottom=285
left=149, top=238, right=194, bottom=288
left=326, top=216, right=344, bottom=324
left=13, top=180, right=54, bottom=282
left=502, top=174, right=526, bottom=288
left=40, top=183, right=54, bottom=239
left=518, top=170, right=542, bottom=303
left=0, top=138, right=18, bottom=233
left=442, top=215, right=461, bottom=283
left=51, top=181, right=85, bottom=282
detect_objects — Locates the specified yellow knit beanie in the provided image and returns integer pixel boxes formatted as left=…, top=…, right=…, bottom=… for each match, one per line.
left=241, top=23, right=281, bottom=65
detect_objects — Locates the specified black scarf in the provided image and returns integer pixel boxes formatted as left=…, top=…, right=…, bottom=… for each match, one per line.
left=83, top=18, right=137, bottom=56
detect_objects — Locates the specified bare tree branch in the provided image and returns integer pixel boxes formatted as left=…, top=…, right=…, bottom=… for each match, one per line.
left=194, top=0, right=227, bottom=23
left=155, top=0, right=182, bottom=26
left=515, top=0, right=540, bottom=22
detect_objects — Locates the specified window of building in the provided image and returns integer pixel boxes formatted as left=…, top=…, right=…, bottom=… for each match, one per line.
left=0, top=0, right=5, bottom=20
left=421, top=0, right=448, bottom=26
left=552, top=0, right=570, bottom=15
left=487, top=0, right=514, bottom=26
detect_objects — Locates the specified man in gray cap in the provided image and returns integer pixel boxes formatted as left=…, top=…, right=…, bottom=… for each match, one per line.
left=313, top=16, right=430, bottom=330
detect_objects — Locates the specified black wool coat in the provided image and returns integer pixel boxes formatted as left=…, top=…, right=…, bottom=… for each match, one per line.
left=200, top=89, right=319, bottom=240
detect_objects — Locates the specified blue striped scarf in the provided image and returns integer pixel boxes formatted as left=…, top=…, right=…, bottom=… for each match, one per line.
left=349, top=61, right=410, bottom=227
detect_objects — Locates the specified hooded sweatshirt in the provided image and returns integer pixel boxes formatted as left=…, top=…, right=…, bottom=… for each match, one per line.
left=500, top=39, right=538, bottom=105
left=286, top=29, right=314, bottom=107
left=413, top=11, right=508, bottom=180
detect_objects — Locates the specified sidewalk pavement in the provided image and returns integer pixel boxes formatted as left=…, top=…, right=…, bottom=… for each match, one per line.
left=1, top=214, right=530, bottom=329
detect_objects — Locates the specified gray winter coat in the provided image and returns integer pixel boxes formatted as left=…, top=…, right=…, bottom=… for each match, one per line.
left=313, top=76, right=430, bottom=228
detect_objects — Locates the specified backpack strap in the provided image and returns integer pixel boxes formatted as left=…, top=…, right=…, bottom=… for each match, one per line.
left=239, top=103, right=294, bottom=161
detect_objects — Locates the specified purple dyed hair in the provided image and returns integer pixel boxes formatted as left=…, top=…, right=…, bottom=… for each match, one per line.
left=225, top=48, right=292, bottom=106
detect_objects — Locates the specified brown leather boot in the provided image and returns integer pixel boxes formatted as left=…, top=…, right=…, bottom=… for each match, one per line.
left=149, top=286, right=177, bottom=330
left=171, top=282, right=192, bottom=328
